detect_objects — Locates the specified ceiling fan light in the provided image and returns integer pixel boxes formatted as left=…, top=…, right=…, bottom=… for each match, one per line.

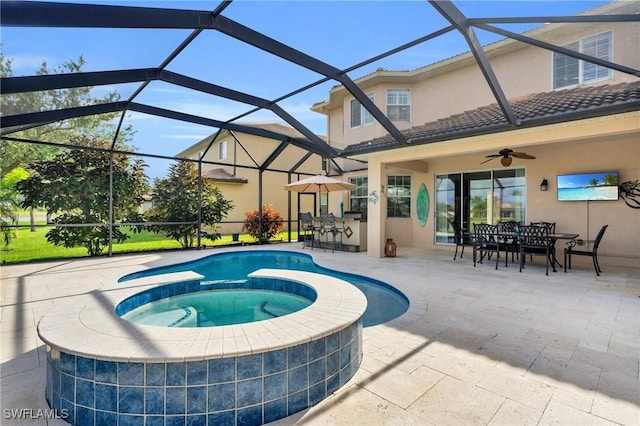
left=500, top=156, right=512, bottom=167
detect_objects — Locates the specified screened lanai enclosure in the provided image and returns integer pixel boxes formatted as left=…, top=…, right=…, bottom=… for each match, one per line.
left=1, top=0, right=638, bottom=259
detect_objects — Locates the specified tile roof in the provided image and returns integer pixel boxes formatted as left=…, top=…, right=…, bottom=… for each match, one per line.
left=340, top=81, right=640, bottom=156
left=202, top=168, right=248, bottom=184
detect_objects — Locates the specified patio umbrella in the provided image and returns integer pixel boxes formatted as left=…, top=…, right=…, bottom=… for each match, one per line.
left=284, top=175, right=355, bottom=193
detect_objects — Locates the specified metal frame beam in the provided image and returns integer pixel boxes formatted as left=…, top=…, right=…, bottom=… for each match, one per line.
left=429, top=0, right=518, bottom=126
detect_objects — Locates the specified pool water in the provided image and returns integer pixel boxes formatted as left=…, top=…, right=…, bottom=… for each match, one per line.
left=122, top=289, right=313, bottom=327
left=120, top=250, right=409, bottom=327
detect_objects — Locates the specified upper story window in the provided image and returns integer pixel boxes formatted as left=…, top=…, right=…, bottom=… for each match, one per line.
left=350, top=93, right=375, bottom=128
left=387, top=175, right=411, bottom=218
left=553, top=31, right=612, bottom=90
left=219, top=140, right=227, bottom=160
left=386, top=89, right=410, bottom=121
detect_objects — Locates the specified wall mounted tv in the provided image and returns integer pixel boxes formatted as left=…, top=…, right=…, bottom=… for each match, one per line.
left=557, top=171, right=619, bottom=201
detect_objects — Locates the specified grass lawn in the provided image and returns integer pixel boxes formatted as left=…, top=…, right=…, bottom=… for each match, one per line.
left=1, top=226, right=299, bottom=264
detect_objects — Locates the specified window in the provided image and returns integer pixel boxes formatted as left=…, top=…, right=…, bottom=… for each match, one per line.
left=387, top=175, right=411, bottom=218
left=553, top=31, right=612, bottom=90
left=219, top=140, right=227, bottom=160
left=434, top=169, right=526, bottom=244
left=349, top=93, right=374, bottom=128
left=349, top=177, right=368, bottom=221
left=386, top=89, right=410, bottom=121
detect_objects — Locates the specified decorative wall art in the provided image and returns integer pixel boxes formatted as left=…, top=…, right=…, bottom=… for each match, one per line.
left=620, top=180, right=640, bottom=209
left=416, top=183, right=429, bottom=227
left=368, top=190, right=379, bottom=205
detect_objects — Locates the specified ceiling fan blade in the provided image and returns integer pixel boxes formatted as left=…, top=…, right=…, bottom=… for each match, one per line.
left=480, top=156, right=499, bottom=164
left=511, top=152, right=536, bottom=159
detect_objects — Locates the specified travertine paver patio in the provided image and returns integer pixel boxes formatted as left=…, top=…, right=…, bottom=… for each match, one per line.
left=1, top=245, right=639, bottom=425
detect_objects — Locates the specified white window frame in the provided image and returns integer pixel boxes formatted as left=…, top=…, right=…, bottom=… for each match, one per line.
left=349, top=93, right=375, bottom=128
left=219, top=140, right=227, bottom=160
left=386, top=88, right=410, bottom=121
left=553, top=31, right=612, bottom=90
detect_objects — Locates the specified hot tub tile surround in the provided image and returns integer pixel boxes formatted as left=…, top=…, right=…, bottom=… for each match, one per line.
left=39, top=269, right=367, bottom=426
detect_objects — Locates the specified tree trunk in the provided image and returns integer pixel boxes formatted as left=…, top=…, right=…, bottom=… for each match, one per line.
left=30, top=206, right=36, bottom=232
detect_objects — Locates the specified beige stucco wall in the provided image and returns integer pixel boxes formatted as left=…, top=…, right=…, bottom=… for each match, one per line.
left=320, top=5, right=640, bottom=147
left=353, top=112, right=639, bottom=267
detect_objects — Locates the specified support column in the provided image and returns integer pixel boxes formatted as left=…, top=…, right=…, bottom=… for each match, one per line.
left=367, top=159, right=385, bottom=258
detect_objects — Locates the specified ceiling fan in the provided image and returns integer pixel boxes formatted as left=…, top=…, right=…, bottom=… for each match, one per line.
left=481, top=148, right=536, bottom=167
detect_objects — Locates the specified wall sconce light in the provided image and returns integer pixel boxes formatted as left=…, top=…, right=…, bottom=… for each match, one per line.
left=540, top=178, right=548, bottom=192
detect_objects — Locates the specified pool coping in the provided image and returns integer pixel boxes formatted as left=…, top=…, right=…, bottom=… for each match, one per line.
left=36, top=269, right=368, bottom=363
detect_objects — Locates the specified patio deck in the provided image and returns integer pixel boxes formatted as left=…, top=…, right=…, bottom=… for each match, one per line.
left=1, top=245, right=638, bottom=425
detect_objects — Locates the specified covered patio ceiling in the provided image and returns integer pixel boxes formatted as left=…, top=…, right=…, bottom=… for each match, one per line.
left=1, top=0, right=638, bottom=176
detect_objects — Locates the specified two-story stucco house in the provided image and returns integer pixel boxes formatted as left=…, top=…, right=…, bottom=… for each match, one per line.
left=311, top=1, right=639, bottom=266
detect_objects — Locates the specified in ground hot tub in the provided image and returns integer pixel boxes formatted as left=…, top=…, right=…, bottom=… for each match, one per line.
left=38, top=269, right=367, bottom=426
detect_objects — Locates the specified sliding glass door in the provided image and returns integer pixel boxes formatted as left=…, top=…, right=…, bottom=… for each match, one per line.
left=435, top=168, right=526, bottom=244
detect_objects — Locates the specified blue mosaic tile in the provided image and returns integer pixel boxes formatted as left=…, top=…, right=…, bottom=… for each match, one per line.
left=263, top=349, right=286, bottom=375
left=145, top=415, right=165, bottom=426
left=263, top=398, right=286, bottom=424
left=118, top=414, right=144, bottom=426
left=208, top=358, right=235, bottom=383
left=146, top=363, right=165, bottom=386
left=60, top=352, right=75, bottom=374
left=61, top=398, right=75, bottom=425
left=326, top=352, right=340, bottom=377
left=95, top=410, right=117, bottom=425
left=340, top=344, right=351, bottom=369
left=95, top=360, right=117, bottom=384
left=237, top=378, right=262, bottom=408
left=187, top=386, right=207, bottom=414
left=309, top=359, right=326, bottom=386
left=326, top=333, right=340, bottom=354
left=76, top=356, right=95, bottom=380
left=208, top=410, right=236, bottom=426
left=165, top=414, right=186, bottom=426
left=237, top=354, right=262, bottom=380
left=287, top=389, right=308, bottom=415
left=288, top=344, right=308, bottom=369
left=263, top=372, right=286, bottom=401
left=288, top=365, right=308, bottom=394
left=49, top=347, right=60, bottom=369
left=309, top=339, right=325, bottom=361
left=207, top=383, right=235, bottom=412
left=166, top=362, right=186, bottom=386
left=309, top=381, right=326, bottom=406
left=187, top=360, right=207, bottom=385
left=327, top=373, right=340, bottom=395
left=165, top=387, right=186, bottom=415
left=60, top=373, right=75, bottom=401
left=187, top=414, right=207, bottom=426
left=237, top=404, right=262, bottom=426
left=119, top=386, right=144, bottom=414
left=95, top=383, right=117, bottom=412
left=51, top=367, right=61, bottom=396
left=119, top=362, right=144, bottom=386
left=76, top=378, right=95, bottom=408
left=145, top=387, right=165, bottom=414
left=76, top=406, right=94, bottom=426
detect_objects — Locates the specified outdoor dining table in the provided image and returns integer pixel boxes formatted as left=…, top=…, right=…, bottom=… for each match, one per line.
left=507, top=231, right=580, bottom=271
left=482, top=230, right=580, bottom=271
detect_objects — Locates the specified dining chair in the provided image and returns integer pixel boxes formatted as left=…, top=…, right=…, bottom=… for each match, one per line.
left=497, top=220, right=521, bottom=265
left=299, top=212, right=318, bottom=249
left=320, top=213, right=344, bottom=252
left=564, top=224, right=608, bottom=276
left=518, top=224, right=554, bottom=275
left=472, top=223, right=500, bottom=269
left=451, top=221, right=473, bottom=260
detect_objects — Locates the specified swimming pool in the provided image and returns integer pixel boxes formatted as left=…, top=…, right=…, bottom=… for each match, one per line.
left=119, top=250, right=409, bottom=327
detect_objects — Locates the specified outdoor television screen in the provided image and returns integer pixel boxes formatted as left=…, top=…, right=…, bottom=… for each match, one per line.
left=557, top=171, right=619, bottom=201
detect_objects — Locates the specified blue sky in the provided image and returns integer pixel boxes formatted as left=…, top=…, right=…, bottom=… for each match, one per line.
left=1, top=0, right=611, bottom=179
